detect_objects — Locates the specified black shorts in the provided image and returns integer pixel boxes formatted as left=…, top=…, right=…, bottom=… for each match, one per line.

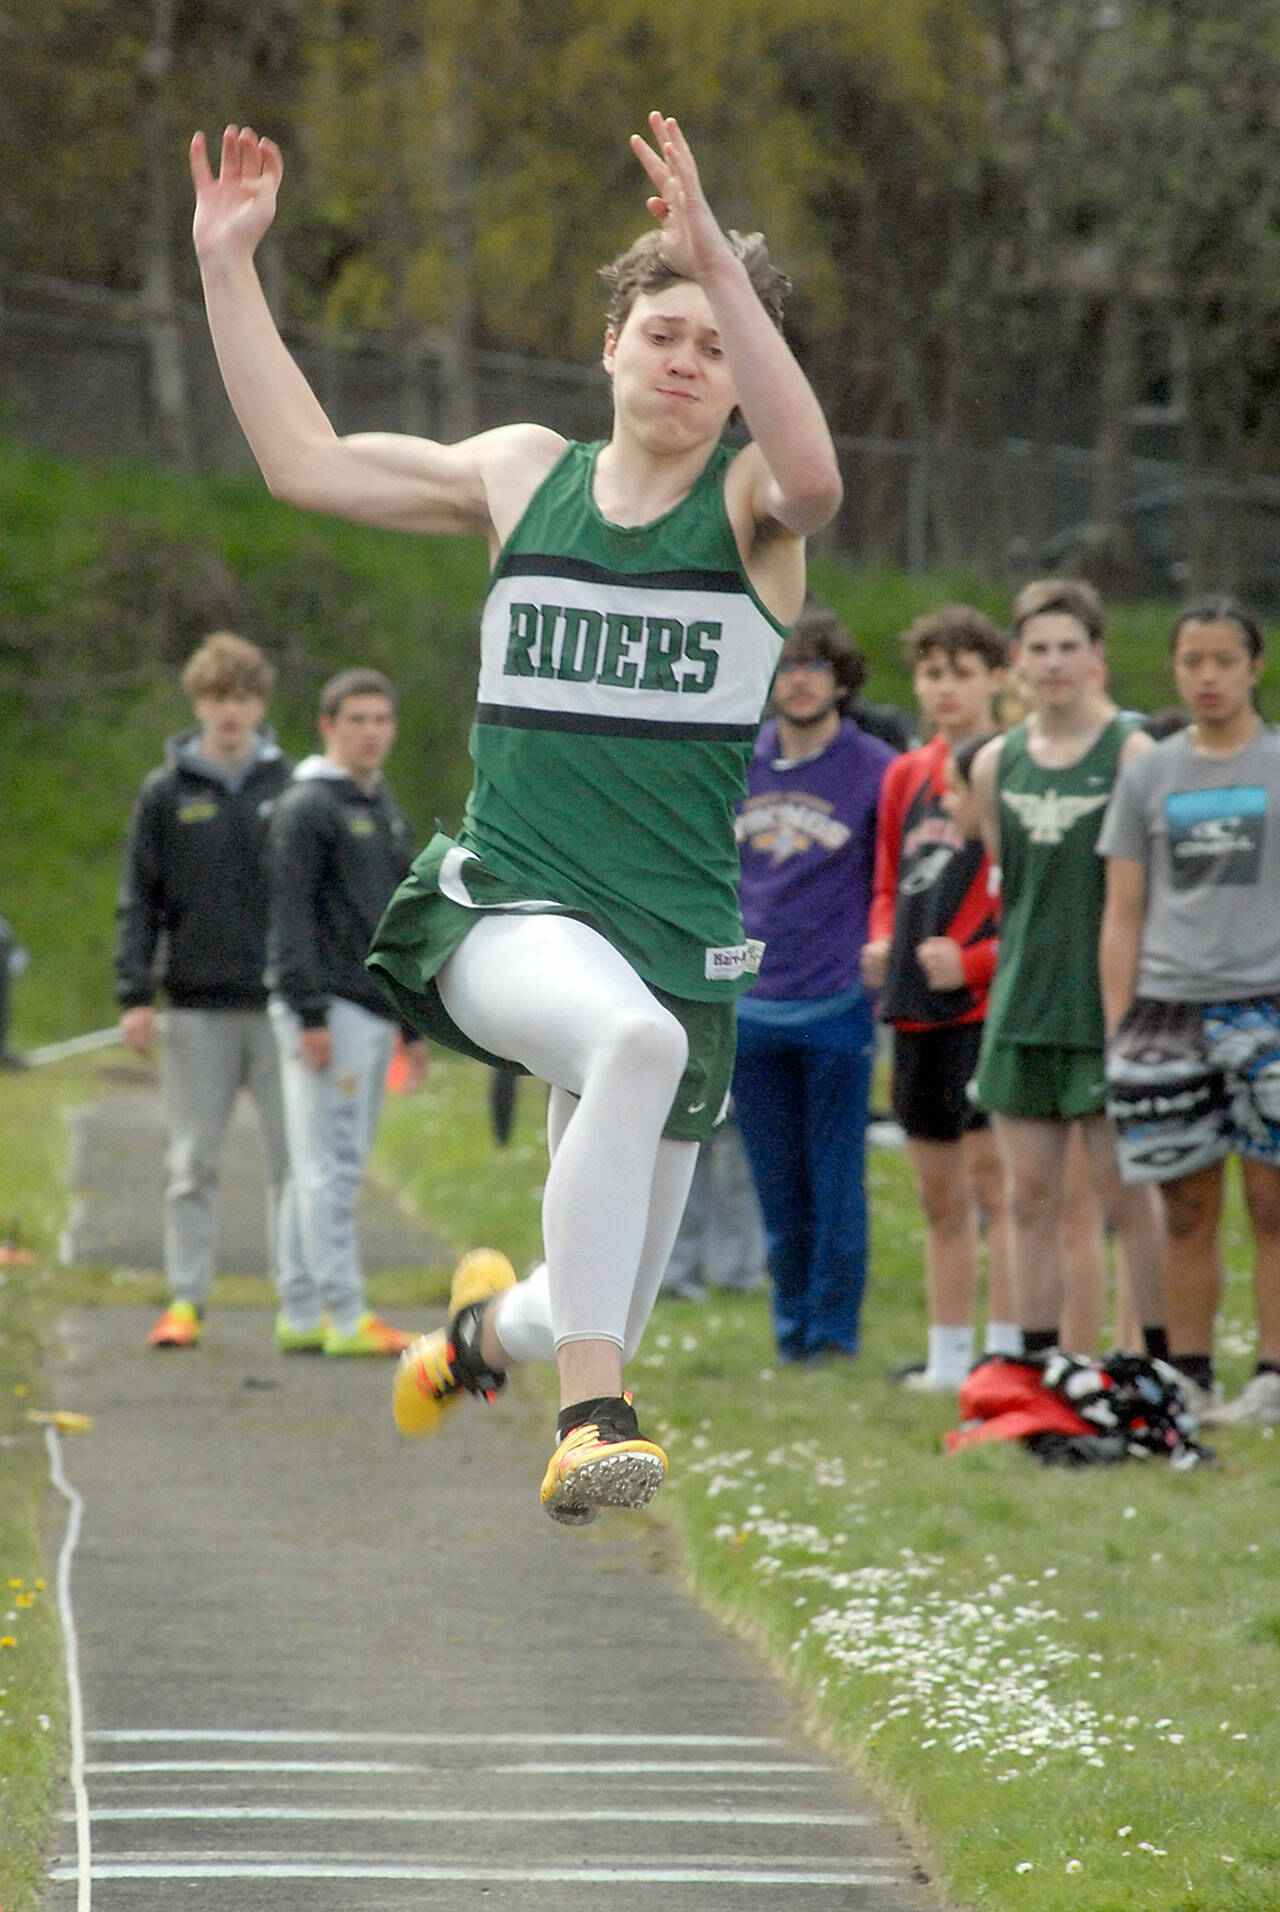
left=891, top=1022, right=989, bottom=1143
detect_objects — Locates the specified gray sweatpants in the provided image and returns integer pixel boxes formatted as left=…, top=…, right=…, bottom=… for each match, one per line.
left=161, top=1007, right=297, bottom=1306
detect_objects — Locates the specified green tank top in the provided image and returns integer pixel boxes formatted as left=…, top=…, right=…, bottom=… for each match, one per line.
left=985, top=715, right=1132, bottom=1049
left=458, top=439, right=787, bottom=1000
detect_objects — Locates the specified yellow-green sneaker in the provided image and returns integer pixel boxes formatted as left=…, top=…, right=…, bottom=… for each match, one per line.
left=322, top=1312, right=415, bottom=1357
left=274, top=1314, right=326, bottom=1354
left=392, top=1249, right=516, bottom=1436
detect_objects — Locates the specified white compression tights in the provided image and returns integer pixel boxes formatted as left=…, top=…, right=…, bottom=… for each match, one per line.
left=435, top=913, right=699, bottom=1362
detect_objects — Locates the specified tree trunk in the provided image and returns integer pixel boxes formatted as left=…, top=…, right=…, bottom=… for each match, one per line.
left=1093, top=285, right=1135, bottom=537
left=433, top=64, right=478, bottom=443
left=139, top=0, right=192, bottom=469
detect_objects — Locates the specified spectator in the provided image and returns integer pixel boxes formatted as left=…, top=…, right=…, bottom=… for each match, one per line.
left=115, top=631, right=294, bottom=1349
left=1100, top=596, right=1280, bottom=1424
left=732, top=599, right=894, bottom=1362
left=661, top=1105, right=768, bottom=1301
left=863, top=604, right=1016, bottom=1388
left=0, top=915, right=25, bottom=1069
left=267, top=668, right=427, bottom=1355
left=969, top=578, right=1167, bottom=1365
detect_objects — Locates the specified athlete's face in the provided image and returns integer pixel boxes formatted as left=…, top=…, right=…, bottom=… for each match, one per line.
left=604, top=283, right=740, bottom=449
left=1013, top=613, right=1098, bottom=709
left=320, top=693, right=397, bottom=779
left=912, top=647, right=1003, bottom=740
left=193, top=690, right=267, bottom=764
left=1172, top=618, right=1262, bottom=730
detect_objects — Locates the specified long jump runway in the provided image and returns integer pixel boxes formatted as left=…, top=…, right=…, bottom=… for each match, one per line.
left=42, top=1307, right=939, bottom=1911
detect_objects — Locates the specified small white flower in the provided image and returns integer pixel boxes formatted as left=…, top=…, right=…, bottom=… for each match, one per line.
left=1015, top=1860, right=1033, bottom=1873
left=1065, top=1858, right=1082, bottom=1872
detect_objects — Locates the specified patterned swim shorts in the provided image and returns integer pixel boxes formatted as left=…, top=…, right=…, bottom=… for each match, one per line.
left=1106, top=994, right=1280, bottom=1184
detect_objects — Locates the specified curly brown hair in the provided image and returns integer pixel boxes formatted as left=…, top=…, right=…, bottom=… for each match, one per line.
left=900, top=606, right=1008, bottom=671
left=181, top=631, right=275, bottom=701
left=599, top=228, right=790, bottom=334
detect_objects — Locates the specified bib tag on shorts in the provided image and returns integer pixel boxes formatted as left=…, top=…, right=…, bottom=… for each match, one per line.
left=704, top=939, right=765, bottom=982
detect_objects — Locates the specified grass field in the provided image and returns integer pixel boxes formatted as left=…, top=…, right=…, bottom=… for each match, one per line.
left=4, top=1051, right=1277, bottom=1912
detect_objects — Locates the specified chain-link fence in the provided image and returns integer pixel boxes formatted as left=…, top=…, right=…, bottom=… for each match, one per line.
left=6, top=271, right=1276, bottom=602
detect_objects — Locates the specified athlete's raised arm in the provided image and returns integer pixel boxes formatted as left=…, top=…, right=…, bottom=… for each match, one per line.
left=190, top=126, right=561, bottom=541
left=630, top=113, right=842, bottom=541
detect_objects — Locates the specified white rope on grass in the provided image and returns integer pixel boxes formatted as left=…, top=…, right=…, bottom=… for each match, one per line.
left=44, top=1424, right=92, bottom=1912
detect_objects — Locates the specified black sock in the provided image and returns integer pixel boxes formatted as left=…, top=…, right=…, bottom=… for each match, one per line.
left=557, top=1395, right=638, bottom=1443
left=1142, top=1325, right=1170, bottom=1363
left=1021, top=1327, right=1059, bottom=1359
left=1173, top=1353, right=1214, bottom=1390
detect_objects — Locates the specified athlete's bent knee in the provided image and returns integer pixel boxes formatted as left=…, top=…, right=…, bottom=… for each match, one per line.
left=595, top=1004, right=688, bottom=1091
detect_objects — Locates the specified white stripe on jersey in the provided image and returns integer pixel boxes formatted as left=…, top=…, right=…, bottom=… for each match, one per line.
left=477, top=574, right=781, bottom=729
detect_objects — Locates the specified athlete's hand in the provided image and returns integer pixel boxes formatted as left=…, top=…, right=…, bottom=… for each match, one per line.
left=119, top=1005, right=156, bottom=1056
left=859, top=939, right=890, bottom=990
left=298, top=1026, right=332, bottom=1072
left=916, top=937, right=965, bottom=991
left=630, top=112, right=733, bottom=284
left=190, top=125, right=282, bottom=265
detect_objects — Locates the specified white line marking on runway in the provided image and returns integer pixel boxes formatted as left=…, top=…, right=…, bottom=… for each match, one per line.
left=81, top=1805, right=871, bottom=1827
left=50, top=1862, right=899, bottom=1886
left=494, top=1761, right=826, bottom=1774
left=88, top=1729, right=786, bottom=1747
left=86, top=1757, right=824, bottom=1776
left=86, top=1761, right=418, bottom=1775
left=45, top=1427, right=92, bottom=1912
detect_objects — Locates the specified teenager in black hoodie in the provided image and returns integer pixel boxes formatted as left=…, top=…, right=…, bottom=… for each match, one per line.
left=267, top=668, right=426, bottom=1355
left=116, top=631, right=295, bottom=1348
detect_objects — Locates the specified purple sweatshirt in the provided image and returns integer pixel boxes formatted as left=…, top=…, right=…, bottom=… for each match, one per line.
left=736, top=718, right=894, bottom=1002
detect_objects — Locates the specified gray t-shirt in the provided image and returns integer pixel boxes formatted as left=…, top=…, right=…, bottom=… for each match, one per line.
left=1098, top=725, right=1280, bottom=1001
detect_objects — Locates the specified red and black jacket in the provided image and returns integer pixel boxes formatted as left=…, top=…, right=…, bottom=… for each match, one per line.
left=868, top=733, right=998, bottom=1030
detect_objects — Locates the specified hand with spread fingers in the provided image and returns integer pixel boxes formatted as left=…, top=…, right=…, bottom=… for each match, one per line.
left=190, top=124, right=283, bottom=264
left=630, top=111, right=734, bottom=285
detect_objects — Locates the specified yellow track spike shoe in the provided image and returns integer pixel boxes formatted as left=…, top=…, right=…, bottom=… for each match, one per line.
left=539, top=1395, right=667, bottom=1527
left=392, top=1249, right=517, bottom=1437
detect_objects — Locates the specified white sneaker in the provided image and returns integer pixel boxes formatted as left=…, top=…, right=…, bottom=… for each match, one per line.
left=1201, top=1370, right=1280, bottom=1428
left=900, top=1366, right=963, bottom=1393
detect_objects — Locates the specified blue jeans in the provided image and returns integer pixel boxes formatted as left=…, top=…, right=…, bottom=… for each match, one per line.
left=732, top=1000, right=876, bottom=1360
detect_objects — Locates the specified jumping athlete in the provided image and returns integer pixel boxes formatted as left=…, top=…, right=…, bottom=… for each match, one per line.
left=191, top=113, right=842, bottom=1521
